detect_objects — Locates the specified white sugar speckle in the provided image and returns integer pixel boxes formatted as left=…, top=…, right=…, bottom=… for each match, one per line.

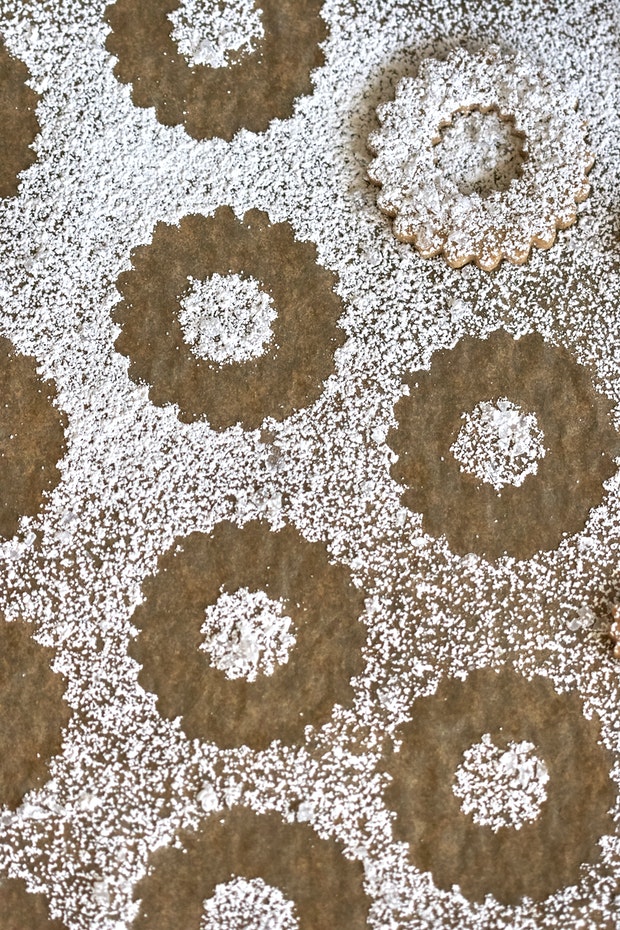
left=453, top=734, right=550, bottom=832
left=197, top=784, right=220, bottom=813
left=169, top=0, right=264, bottom=69
left=451, top=398, right=546, bottom=491
left=200, top=588, right=296, bottom=681
left=178, top=273, right=276, bottom=365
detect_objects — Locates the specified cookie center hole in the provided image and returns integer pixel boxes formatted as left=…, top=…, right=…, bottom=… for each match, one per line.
left=450, top=398, right=546, bottom=492
left=434, top=106, right=528, bottom=198
left=452, top=733, right=549, bottom=832
left=200, top=587, right=296, bottom=682
left=169, top=0, right=264, bottom=69
left=202, top=877, right=299, bottom=930
left=178, top=273, right=276, bottom=366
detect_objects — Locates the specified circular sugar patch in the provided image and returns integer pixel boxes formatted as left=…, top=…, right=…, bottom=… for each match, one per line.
left=177, top=273, right=276, bottom=365
left=105, top=0, right=327, bottom=140
left=368, top=45, right=594, bottom=270
left=0, top=37, right=39, bottom=198
left=128, top=520, right=367, bottom=749
left=0, top=619, right=70, bottom=810
left=113, top=208, right=345, bottom=430
left=133, top=809, right=370, bottom=930
left=452, top=734, right=550, bottom=832
left=201, top=876, right=298, bottom=930
left=449, top=398, right=546, bottom=492
left=383, top=667, right=615, bottom=904
left=388, top=329, right=620, bottom=560
left=200, top=587, right=296, bottom=682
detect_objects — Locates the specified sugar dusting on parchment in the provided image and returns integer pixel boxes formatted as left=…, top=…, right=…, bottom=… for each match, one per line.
left=201, top=877, right=298, bottom=930
left=201, top=588, right=296, bottom=681
left=0, top=1, right=618, bottom=929
left=450, top=399, right=546, bottom=491
left=452, top=735, right=550, bottom=832
left=169, top=0, right=264, bottom=69
left=178, top=273, right=276, bottom=365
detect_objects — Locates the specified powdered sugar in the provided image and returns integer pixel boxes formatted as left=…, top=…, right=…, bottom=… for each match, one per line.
left=200, top=587, right=296, bottom=681
left=178, top=273, right=276, bottom=365
left=450, top=398, right=546, bottom=490
left=169, top=0, right=264, bottom=69
left=453, top=734, right=550, bottom=832
left=201, top=877, right=298, bottom=930
left=0, top=1, right=617, bottom=928
left=434, top=107, right=527, bottom=199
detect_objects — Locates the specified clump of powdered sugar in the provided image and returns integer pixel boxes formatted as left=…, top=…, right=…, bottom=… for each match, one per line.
left=434, top=107, right=527, bottom=198
left=201, top=877, right=298, bottom=930
left=178, top=274, right=276, bottom=365
left=200, top=588, right=296, bottom=681
left=566, top=605, right=597, bottom=632
left=450, top=398, right=546, bottom=491
left=453, top=734, right=550, bottom=832
left=169, top=0, right=264, bottom=69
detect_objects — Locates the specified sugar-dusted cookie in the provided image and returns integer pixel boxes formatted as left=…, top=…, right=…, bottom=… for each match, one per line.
left=368, top=46, right=594, bottom=270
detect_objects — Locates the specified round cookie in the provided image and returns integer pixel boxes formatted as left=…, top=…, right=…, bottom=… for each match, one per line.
left=368, top=45, right=593, bottom=270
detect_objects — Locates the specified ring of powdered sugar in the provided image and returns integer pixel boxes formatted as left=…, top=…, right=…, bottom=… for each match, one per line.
left=128, top=520, right=367, bottom=749
left=388, top=329, right=620, bottom=560
left=383, top=667, right=615, bottom=905
left=0, top=36, right=39, bottom=199
left=367, top=45, right=594, bottom=270
left=132, top=808, right=370, bottom=930
left=104, top=0, right=327, bottom=140
left=112, top=207, right=346, bottom=431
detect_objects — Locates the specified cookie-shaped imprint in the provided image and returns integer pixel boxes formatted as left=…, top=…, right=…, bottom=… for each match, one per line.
left=0, top=619, right=70, bottom=810
left=113, top=208, right=346, bottom=430
left=368, top=45, right=593, bottom=270
left=383, top=667, right=615, bottom=905
left=0, top=878, right=68, bottom=930
left=0, top=37, right=39, bottom=198
left=128, top=521, right=367, bottom=749
left=133, top=808, right=370, bottom=930
left=0, top=337, right=67, bottom=539
left=388, top=330, right=619, bottom=560
left=104, top=0, right=327, bottom=140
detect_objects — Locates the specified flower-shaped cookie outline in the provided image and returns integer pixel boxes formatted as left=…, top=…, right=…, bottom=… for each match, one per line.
left=133, top=808, right=370, bottom=930
left=113, top=208, right=346, bottom=431
left=383, top=667, right=615, bottom=904
left=0, top=878, right=68, bottom=930
left=0, top=619, right=70, bottom=811
left=105, top=0, right=327, bottom=141
left=388, top=330, right=620, bottom=560
left=368, top=46, right=594, bottom=270
left=0, top=37, right=40, bottom=199
left=129, top=520, right=367, bottom=749
left=0, top=336, right=67, bottom=540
